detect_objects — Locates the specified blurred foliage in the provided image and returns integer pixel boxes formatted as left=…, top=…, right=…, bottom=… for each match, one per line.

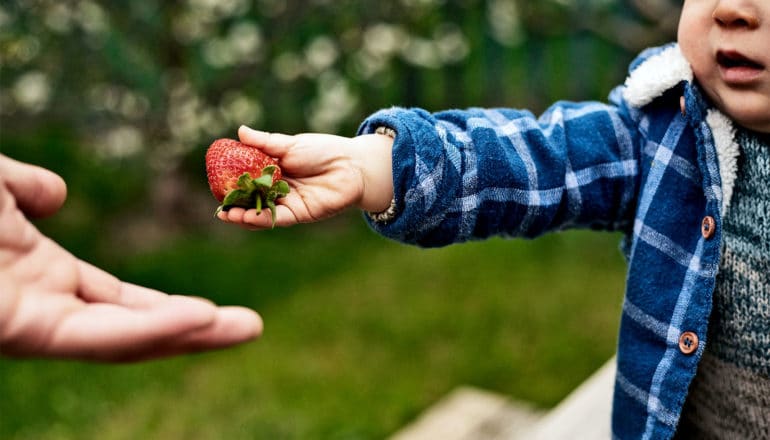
left=1, top=1, right=680, bottom=438
left=2, top=0, right=679, bottom=243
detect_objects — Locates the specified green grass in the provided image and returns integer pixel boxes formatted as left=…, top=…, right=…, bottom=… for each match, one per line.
left=0, top=213, right=626, bottom=439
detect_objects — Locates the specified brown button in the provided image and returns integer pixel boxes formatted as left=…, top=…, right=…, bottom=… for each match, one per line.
left=680, top=96, right=687, bottom=116
left=679, top=332, right=699, bottom=355
left=701, top=216, right=716, bottom=239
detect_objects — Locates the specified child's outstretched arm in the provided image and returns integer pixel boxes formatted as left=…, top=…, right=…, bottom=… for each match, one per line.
left=218, top=125, right=394, bottom=229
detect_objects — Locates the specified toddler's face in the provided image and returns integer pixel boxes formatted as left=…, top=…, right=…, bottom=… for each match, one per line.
left=678, top=0, right=770, bottom=133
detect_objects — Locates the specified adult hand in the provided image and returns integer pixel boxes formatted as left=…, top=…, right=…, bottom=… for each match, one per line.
left=218, top=125, right=394, bottom=229
left=0, top=154, right=262, bottom=362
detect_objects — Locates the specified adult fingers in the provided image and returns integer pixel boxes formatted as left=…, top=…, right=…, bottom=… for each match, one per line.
left=129, top=306, right=263, bottom=361
left=0, top=154, right=67, bottom=218
left=76, top=260, right=171, bottom=308
left=71, top=260, right=262, bottom=361
left=44, top=296, right=218, bottom=361
left=48, top=300, right=261, bottom=362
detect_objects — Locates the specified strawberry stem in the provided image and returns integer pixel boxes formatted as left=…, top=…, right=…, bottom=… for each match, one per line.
left=217, top=168, right=290, bottom=227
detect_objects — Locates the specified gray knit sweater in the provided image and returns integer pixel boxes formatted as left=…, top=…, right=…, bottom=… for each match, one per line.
left=675, top=129, right=770, bottom=439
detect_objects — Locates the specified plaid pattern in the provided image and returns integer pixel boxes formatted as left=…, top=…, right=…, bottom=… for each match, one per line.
left=358, top=45, right=733, bottom=440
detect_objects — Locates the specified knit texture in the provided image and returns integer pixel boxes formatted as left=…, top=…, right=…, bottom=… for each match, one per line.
left=675, top=353, right=770, bottom=439
left=710, top=128, right=770, bottom=375
left=676, top=129, right=770, bottom=438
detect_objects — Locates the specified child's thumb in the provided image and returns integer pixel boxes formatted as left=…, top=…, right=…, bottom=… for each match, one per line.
left=237, top=126, right=294, bottom=158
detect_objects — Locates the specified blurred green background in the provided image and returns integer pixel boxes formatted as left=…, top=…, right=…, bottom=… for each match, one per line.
left=1, top=1, right=679, bottom=438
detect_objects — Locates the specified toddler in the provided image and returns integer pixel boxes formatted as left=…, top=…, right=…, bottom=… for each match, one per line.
left=219, top=0, right=769, bottom=438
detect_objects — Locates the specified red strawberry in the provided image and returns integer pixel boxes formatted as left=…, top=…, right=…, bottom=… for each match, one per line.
left=205, top=138, right=290, bottom=224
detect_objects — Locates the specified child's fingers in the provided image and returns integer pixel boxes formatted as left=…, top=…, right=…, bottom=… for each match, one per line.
left=240, top=207, right=291, bottom=227
left=218, top=207, right=271, bottom=229
left=238, top=126, right=295, bottom=157
left=218, top=204, right=300, bottom=229
left=241, top=208, right=267, bottom=225
left=219, top=207, right=246, bottom=223
left=236, top=205, right=296, bottom=228
left=216, top=209, right=229, bottom=222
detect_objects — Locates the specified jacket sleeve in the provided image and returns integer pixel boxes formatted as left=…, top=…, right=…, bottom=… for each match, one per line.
left=357, top=95, right=641, bottom=247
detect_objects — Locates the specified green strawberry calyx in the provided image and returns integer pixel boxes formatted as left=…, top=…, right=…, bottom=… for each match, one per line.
left=215, top=166, right=290, bottom=226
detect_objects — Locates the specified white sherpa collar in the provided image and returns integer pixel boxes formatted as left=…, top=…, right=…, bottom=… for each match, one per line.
left=622, top=44, right=739, bottom=214
left=623, top=45, right=693, bottom=107
left=706, top=110, right=739, bottom=215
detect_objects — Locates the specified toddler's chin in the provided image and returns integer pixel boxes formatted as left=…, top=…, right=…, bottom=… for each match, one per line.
left=715, top=100, right=770, bottom=134
left=732, top=115, right=770, bottom=134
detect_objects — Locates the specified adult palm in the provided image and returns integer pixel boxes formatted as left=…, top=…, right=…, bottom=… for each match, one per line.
left=0, top=155, right=262, bottom=362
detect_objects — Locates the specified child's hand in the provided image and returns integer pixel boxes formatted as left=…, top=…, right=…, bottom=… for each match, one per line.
left=218, top=126, right=394, bottom=230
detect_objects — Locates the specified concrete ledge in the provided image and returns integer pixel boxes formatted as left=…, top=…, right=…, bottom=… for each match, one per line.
left=389, top=357, right=616, bottom=440
left=389, top=387, right=543, bottom=440
left=523, top=357, right=615, bottom=439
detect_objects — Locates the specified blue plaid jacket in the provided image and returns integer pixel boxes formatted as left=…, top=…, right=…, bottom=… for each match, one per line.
left=357, top=44, right=742, bottom=439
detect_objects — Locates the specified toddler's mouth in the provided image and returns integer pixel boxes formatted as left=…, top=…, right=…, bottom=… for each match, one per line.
left=716, top=50, right=765, bottom=84
left=716, top=51, right=764, bottom=70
